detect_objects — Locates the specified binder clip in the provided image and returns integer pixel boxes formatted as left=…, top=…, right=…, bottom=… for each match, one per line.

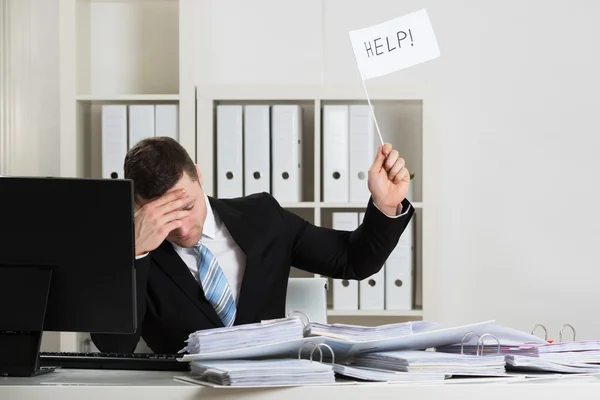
left=559, top=323, right=576, bottom=342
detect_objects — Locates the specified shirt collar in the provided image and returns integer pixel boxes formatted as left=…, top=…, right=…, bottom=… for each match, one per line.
left=201, top=193, right=217, bottom=240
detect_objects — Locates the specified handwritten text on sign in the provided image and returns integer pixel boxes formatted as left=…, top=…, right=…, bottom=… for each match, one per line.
left=349, top=9, right=440, bottom=80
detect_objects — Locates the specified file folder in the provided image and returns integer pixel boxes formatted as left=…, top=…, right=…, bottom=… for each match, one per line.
left=385, top=217, right=415, bottom=310
left=244, top=105, right=271, bottom=196
left=128, top=105, right=155, bottom=149
left=349, top=105, right=375, bottom=203
left=155, top=104, right=179, bottom=142
left=358, top=212, right=384, bottom=310
left=323, top=105, right=349, bottom=203
left=101, top=105, right=127, bottom=179
left=216, top=105, right=243, bottom=198
left=271, top=105, right=302, bottom=203
left=332, top=212, right=359, bottom=310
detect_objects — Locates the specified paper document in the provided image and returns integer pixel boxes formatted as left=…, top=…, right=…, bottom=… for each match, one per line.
left=180, top=336, right=326, bottom=362
left=354, top=350, right=506, bottom=376
left=186, top=358, right=335, bottom=387
left=308, top=320, right=438, bottom=342
left=505, top=355, right=600, bottom=374
left=333, top=363, right=447, bottom=382
left=322, top=320, right=496, bottom=361
left=180, top=317, right=304, bottom=355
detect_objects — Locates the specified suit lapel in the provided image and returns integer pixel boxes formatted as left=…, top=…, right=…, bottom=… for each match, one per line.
left=152, top=241, right=223, bottom=328
left=208, top=197, right=264, bottom=324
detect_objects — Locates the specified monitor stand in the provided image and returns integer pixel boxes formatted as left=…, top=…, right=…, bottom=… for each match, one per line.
left=0, top=264, right=56, bottom=377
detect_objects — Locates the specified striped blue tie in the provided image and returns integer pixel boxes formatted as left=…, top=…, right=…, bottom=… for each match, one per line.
left=194, top=242, right=236, bottom=327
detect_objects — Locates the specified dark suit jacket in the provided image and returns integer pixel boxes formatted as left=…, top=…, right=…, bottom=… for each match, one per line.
left=92, top=192, right=414, bottom=354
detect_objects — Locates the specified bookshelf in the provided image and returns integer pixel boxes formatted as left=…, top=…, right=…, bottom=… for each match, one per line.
left=56, top=0, right=426, bottom=349
left=196, top=84, right=425, bottom=325
left=59, top=0, right=196, bottom=179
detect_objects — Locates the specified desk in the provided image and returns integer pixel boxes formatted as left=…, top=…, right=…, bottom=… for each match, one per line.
left=2, top=369, right=600, bottom=400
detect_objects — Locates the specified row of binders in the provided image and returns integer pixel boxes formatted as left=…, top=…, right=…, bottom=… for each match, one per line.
left=216, top=104, right=303, bottom=202
left=332, top=212, right=416, bottom=311
left=101, top=104, right=179, bottom=179
left=175, top=317, right=600, bottom=387
left=215, top=104, right=383, bottom=203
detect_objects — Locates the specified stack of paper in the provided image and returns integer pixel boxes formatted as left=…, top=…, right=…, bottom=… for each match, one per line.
left=317, top=320, right=496, bottom=362
left=333, top=363, right=447, bottom=382
left=505, top=354, right=600, bottom=374
left=179, top=317, right=305, bottom=355
left=353, top=350, right=507, bottom=376
left=187, top=358, right=335, bottom=387
left=536, top=341, right=600, bottom=354
left=539, top=351, right=600, bottom=365
left=308, top=321, right=437, bottom=341
left=436, top=324, right=547, bottom=356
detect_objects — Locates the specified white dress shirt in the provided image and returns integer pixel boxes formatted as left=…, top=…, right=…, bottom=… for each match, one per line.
left=170, top=194, right=247, bottom=304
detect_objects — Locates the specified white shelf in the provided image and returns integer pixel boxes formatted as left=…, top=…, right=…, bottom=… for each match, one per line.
left=280, top=202, right=317, bottom=208
left=76, top=94, right=180, bottom=101
left=327, top=309, right=424, bottom=317
left=197, top=84, right=425, bottom=102
left=321, top=202, right=423, bottom=209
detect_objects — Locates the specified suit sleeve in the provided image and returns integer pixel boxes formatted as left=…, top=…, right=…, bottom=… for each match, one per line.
left=283, top=196, right=414, bottom=280
left=90, top=256, right=151, bottom=353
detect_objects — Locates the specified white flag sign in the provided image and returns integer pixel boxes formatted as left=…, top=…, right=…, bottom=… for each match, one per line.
left=349, top=9, right=440, bottom=80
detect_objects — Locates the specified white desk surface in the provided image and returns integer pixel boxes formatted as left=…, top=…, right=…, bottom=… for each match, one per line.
left=2, top=369, right=600, bottom=400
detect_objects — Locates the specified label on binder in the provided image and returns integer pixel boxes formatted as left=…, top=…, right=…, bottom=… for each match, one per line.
left=349, top=8, right=440, bottom=80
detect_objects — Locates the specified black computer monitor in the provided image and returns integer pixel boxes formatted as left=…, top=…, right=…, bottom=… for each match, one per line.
left=0, top=177, right=137, bottom=377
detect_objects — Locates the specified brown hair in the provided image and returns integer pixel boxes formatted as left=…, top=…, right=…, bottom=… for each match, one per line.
left=124, top=136, right=198, bottom=200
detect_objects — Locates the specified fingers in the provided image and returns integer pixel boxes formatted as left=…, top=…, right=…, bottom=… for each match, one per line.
left=152, top=189, right=187, bottom=208
left=157, top=219, right=183, bottom=237
left=157, top=195, right=193, bottom=216
left=157, top=209, right=190, bottom=227
left=393, top=167, right=410, bottom=185
left=387, top=154, right=405, bottom=177
left=384, top=150, right=401, bottom=171
left=369, top=143, right=395, bottom=171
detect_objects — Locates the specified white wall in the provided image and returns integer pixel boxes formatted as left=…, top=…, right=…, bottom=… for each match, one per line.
left=193, top=0, right=600, bottom=340
left=1, top=0, right=61, bottom=351
left=0, top=0, right=60, bottom=177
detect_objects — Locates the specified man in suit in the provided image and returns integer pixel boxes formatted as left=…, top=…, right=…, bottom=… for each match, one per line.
left=92, top=136, right=414, bottom=354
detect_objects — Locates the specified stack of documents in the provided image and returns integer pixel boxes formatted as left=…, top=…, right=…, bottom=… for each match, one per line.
left=505, top=354, right=600, bottom=374
left=180, top=317, right=305, bottom=356
left=333, top=363, right=447, bottom=382
left=436, top=324, right=548, bottom=356
left=187, top=358, right=335, bottom=387
left=536, top=340, right=600, bottom=354
left=308, top=321, right=437, bottom=342
left=353, top=350, right=507, bottom=376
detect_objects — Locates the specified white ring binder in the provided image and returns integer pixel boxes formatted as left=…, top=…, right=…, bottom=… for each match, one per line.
left=559, top=323, right=576, bottom=342
left=286, top=310, right=311, bottom=335
left=297, top=341, right=321, bottom=361
left=531, top=324, right=548, bottom=341
left=476, top=333, right=500, bottom=356
left=460, top=331, right=480, bottom=356
left=309, top=343, right=335, bottom=365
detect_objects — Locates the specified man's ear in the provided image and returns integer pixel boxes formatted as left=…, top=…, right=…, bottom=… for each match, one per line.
left=195, top=164, right=204, bottom=185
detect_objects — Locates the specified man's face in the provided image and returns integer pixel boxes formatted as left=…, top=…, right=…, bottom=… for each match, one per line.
left=136, top=167, right=208, bottom=248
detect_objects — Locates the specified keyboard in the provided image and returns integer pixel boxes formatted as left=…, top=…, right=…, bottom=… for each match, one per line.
left=39, top=352, right=190, bottom=371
